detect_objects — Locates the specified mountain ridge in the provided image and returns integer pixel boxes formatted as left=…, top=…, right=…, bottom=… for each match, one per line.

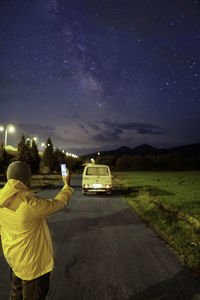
left=83, top=143, right=200, bottom=158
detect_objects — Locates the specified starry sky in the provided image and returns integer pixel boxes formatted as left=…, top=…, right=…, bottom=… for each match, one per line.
left=0, top=0, right=200, bottom=155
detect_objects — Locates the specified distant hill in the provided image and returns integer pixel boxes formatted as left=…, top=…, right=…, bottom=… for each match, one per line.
left=83, top=143, right=200, bottom=158
left=168, top=143, right=200, bottom=155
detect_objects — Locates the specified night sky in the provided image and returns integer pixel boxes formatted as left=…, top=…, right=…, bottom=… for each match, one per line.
left=0, top=0, right=200, bottom=155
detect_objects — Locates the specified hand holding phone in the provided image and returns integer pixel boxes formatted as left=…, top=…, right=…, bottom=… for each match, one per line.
left=61, top=164, right=67, bottom=176
left=61, top=164, right=71, bottom=186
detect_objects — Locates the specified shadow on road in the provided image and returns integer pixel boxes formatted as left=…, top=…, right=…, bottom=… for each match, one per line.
left=49, top=208, right=142, bottom=243
left=127, top=268, right=200, bottom=300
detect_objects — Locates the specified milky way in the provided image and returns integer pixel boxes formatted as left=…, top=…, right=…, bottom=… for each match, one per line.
left=0, top=0, right=200, bottom=154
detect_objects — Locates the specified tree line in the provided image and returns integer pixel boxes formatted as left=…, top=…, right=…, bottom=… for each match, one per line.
left=0, top=135, right=84, bottom=175
left=95, top=153, right=200, bottom=171
left=1, top=136, right=200, bottom=175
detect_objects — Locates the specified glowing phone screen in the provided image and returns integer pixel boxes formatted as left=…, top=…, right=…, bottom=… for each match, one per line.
left=61, top=164, right=67, bottom=176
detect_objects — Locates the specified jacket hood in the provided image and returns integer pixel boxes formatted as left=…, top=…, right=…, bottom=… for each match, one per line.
left=0, top=179, right=28, bottom=208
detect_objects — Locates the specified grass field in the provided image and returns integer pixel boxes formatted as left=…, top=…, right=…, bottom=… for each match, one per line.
left=0, top=174, right=63, bottom=191
left=114, top=171, right=200, bottom=273
left=30, top=174, right=63, bottom=192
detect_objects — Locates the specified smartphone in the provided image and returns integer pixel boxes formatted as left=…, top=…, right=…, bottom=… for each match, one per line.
left=61, top=164, right=67, bottom=176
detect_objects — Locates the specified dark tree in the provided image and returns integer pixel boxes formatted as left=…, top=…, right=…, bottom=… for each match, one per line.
left=0, top=143, right=8, bottom=174
left=54, top=147, right=67, bottom=172
left=17, top=135, right=32, bottom=165
left=95, top=155, right=116, bottom=169
left=30, top=139, right=40, bottom=174
left=115, top=155, right=133, bottom=171
left=65, top=156, right=85, bottom=172
left=43, top=137, right=55, bottom=172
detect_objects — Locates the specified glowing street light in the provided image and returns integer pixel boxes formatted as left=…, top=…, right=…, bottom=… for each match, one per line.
left=0, top=126, right=4, bottom=144
left=65, top=152, right=78, bottom=158
left=27, top=136, right=37, bottom=146
left=4, top=124, right=15, bottom=147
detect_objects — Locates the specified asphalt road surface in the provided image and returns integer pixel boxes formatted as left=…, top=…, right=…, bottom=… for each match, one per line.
left=0, top=175, right=200, bottom=300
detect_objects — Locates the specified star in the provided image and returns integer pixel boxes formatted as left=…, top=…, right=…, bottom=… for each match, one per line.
left=98, top=103, right=102, bottom=109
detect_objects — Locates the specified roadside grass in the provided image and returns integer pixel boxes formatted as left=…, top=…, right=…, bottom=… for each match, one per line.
left=0, top=173, right=63, bottom=191
left=30, top=174, right=63, bottom=192
left=113, top=171, right=200, bottom=273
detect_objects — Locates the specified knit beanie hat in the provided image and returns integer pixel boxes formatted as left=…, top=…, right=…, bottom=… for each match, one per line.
left=6, top=161, right=32, bottom=184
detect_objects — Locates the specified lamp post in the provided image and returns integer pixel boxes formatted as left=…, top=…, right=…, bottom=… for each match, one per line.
left=0, top=126, right=4, bottom=145
left=3, top=125, right=15, bottom=147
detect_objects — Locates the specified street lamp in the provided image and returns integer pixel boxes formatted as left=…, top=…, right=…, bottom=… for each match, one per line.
left=0, top=126, right=4, bottom=144
left=27, top=136, right=37, bottom=146
left=4, top=124, right=15, bottom=147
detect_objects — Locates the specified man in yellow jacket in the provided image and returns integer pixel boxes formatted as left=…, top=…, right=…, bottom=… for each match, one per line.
left=0, top=161, right=74, bottom=300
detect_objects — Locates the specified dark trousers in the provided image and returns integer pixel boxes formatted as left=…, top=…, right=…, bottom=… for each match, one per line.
left=10, top=270, right=50, bottom=300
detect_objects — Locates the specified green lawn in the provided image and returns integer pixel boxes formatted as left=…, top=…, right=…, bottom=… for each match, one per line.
left=114, top=171, right=200, bottom=273
left=0, top=174, right=62, bottom=191
left=115, top=171, right=200, bottom=216
left=30, top=174, right=63, bottom=192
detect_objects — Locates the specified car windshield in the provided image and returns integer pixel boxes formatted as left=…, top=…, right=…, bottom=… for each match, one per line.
left=86, top=167, right=109, bottom=176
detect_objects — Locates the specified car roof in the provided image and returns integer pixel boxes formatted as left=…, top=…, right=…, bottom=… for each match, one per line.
left=85, top=164, right=109, bottom=168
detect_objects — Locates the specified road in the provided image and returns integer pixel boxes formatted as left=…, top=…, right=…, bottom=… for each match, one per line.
left=0, top=175, right=200, bottom=299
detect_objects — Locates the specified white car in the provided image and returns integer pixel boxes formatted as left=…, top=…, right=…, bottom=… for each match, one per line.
left=82, top=164, right=112, bottom=195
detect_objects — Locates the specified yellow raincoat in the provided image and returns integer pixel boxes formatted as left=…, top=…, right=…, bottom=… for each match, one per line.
left=0, top=179, right=73, bottom=280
